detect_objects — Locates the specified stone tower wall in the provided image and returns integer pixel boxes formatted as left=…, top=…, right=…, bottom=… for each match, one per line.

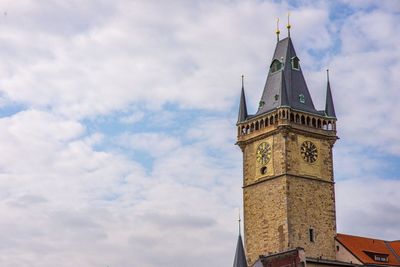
left=238, top=114, right=337, bottom=265
left=286, top=177, right=336, bottom=259
left=243, top=176, right=288, bottom=264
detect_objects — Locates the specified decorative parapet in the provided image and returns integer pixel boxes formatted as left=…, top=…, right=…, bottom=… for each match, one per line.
left=237, top=107, right=337, bottom=142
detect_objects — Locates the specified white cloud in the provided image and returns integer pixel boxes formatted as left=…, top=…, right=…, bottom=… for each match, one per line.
left=0, top=0, right=333, bottom=118
left=119, top=111, right=144, bottom=124
left=117, top=132, right=181, bottom=157
left=0, top=109, right=241, bottom=266
left=328, top=9, right=400, bottom=155
left=336, top=178, right=400, bottom=240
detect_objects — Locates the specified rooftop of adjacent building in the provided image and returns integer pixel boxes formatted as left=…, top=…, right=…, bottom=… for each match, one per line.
left=337, top=233, right=400, bottom=266
left=233, top=232, right=400, bottom=267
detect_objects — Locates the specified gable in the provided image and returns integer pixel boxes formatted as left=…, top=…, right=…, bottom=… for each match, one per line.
left=336, top=234, right=400, bottom=266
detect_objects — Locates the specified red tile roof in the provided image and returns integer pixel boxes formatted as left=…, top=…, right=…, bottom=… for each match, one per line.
left=389, top=241, right=400, bottom=259
left=337, top=233, right=400, bottom=266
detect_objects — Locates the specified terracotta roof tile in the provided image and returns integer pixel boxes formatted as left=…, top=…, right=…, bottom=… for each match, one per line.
left=389, top=241, right=400, bottom=259
left=337, top=233, right=400, bottom=266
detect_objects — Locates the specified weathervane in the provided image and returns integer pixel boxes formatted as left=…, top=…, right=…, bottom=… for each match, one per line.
left=238, top=208, right=242, bottom=236
left=287, top=12, right=291, bottom=37
left=276, top=18, right=280, bottom=42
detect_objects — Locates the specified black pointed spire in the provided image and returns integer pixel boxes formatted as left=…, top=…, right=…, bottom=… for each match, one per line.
left=237, top=75, right=248, bottom=123
left=325, top=69, right=336, bottom=118
left=233, top=213, right=247, bottom=267
left=256, top=36, right=320, bottom=116
left=233, top=235, right=247, bottom=267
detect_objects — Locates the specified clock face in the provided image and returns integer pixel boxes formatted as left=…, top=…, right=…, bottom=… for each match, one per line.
left=301, top=141, right=318, bottom=163
left=256, top=142, right=272, bottom=165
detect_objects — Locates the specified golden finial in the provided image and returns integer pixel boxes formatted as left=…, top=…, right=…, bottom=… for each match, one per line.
left=238, top=208, right=242, bottom=236
left=287, top=12, right=291, bottom=37
left=276, top=18, right=281, bottom=42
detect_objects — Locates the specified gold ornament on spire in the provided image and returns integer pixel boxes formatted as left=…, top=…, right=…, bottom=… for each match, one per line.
left=238, top=208, right=242, bottom=236
left=287, top=12, right=291, bottom=37
left=276, top=18, right=280, bottom=42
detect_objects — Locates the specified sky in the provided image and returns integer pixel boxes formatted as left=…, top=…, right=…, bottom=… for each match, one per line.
left=0, top=0, right=399, bottom=266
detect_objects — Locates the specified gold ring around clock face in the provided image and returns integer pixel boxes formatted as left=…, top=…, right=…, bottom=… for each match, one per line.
left=300, top=141, right=318, bottom=163
left=256, top=142, right=272, bottom=165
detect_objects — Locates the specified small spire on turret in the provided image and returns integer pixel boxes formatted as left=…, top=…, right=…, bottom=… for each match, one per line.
left=276, top=18, right=280, bottom=42
left=325, top=69, right=336, bottom=118
left=237, top=75, right=248, bottom=123
left=287, top=12, right=291, bottom=38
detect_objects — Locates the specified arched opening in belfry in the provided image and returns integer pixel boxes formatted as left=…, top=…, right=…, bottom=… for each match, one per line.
left=306, top=116, right=311, bottom=126
left=250, top=123, right=255, bottom=132
left=255, top=121, right=259, bottom=131
left=260, top=119, right=264, bottom=129
left=282, top=110, right=286, bottom=118
left=328, top=121, right=332, bottom=130
left=301, top=115, right=305, bottom=125
left=290, top=113, right=294, bottom=122
left=295, top=114, right=300, bottom=123
left=274, top=114, right=278, bottom=124
left=270, top=116, right=273, bottom=125
left=312, top=118, right=316, bottom=128
left=317, top=119, right=321, bottom=129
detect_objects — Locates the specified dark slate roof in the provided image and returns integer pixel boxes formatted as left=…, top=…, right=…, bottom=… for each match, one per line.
left=325, top=78, right=336, bottom=118
left=237, top=86, right=248, bottom=123
left=233, top=235, right=247, bottom=267
left=256, top=37, right=320, bottom=116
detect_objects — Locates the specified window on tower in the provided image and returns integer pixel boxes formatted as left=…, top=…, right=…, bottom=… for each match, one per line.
left=291, top=56, right=300, bottom=70
left=309, top=228, right=315, bottom=242
left=270, top=59, right=283, bottom=73
left=299, top=94, right=305, bottom=104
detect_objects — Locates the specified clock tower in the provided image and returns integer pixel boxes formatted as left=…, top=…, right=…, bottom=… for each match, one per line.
left=236, top=34, right=338, bottom=265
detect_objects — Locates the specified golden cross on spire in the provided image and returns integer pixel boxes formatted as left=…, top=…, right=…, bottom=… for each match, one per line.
left=276, top=18, right=281, bottom=42
left=287, top=12, right=291, bottom=37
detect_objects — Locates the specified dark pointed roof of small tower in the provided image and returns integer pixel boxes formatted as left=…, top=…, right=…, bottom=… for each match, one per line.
left=237, top=77, right=248, bottom=123
left=325, top=70, right=336, bottom=118
left=256, top=37, right=321, bottom=116
left=233, top=234, right=247, bottom=267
